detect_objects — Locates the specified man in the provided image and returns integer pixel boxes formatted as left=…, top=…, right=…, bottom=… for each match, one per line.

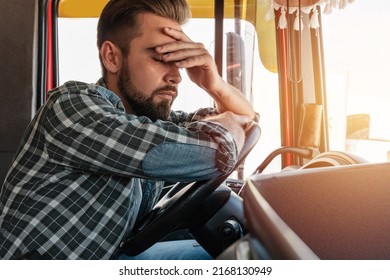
left=0, top=0, right=257, bottom=259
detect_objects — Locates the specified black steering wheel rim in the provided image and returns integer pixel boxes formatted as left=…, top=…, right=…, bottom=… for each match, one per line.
left=120, top=122, right=261, bottom=256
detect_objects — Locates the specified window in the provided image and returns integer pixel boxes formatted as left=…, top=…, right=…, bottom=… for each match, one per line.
left=57, top=16, right=281, bottom=177
left=323, top=1, right=390, bottom=163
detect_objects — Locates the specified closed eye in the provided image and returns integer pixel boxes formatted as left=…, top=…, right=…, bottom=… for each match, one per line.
left=153, top=56, right=165, bottom=64
left=147, top=47, right=164, bottom=64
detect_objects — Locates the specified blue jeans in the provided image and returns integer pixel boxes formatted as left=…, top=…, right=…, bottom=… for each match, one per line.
left=117, top=240, right=213, bottom=260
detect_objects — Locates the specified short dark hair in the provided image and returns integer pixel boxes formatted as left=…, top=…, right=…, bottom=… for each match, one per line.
left=97, top=0, right=191, bottom=78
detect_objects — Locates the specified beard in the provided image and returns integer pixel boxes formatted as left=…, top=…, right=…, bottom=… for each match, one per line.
left=117, top=64, right=177, bottom=122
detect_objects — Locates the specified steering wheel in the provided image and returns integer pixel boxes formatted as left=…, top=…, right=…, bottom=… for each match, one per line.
left=119, top=122, right=261, bottom=256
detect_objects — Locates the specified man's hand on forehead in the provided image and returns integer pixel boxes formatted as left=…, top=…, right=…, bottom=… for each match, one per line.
left=154, top=27, right=208, bottom=68
left=152, top=26, right=221, bottom=94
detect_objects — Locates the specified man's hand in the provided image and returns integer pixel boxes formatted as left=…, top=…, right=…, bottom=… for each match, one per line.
left=155, top=27, right=223, bottom=94
left=155, top=26, right=257, bottom=123
left=205, top=112, right=252, bottom=153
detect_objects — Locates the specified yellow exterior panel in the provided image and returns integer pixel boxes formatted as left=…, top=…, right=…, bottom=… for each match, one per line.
left=58, top=0, right=108, bottom=18
left=59, top=0, right=237, bottom=18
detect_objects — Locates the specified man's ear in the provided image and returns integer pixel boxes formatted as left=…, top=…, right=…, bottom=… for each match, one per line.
left=100, top=41, right=122, bottom=74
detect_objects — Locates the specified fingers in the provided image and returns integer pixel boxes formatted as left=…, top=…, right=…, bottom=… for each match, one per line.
left=155, top=27, right=197, bottom=53
left=161, top=27, right=192, bottom=42
left=155, top=27, right=209, bottom=68
left=162, top=50, right=212, bottom=69
left=156, top=27, right=221, bottom=92
left=155, top=40, right=204, bottom=54
left=156, top=44, right=209, bottom=68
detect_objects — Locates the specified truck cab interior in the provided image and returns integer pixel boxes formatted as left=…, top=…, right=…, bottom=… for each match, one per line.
left=1, top=0, right=389, bottom=260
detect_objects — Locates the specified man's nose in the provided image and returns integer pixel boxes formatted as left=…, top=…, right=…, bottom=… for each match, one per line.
left=165, top=64, right=182, bottom=85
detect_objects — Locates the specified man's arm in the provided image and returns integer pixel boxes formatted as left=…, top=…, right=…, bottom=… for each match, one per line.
left=43, top=86, right=238, bottom=181
left=155, top=27, right=256, bottom=120
left=155, top=27, right=257, bottom=151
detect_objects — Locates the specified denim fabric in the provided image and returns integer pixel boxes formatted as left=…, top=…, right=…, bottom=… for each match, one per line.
left=117, top=240, right=212, bottom=260
left=143, top=143, right=222, bottom=182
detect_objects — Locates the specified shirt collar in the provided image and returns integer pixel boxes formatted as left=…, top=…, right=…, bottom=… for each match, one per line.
left=95, top=78, right=125, bottom=111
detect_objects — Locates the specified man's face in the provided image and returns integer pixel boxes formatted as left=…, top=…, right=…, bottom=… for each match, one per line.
left=118, top=13, right=183, bottom=121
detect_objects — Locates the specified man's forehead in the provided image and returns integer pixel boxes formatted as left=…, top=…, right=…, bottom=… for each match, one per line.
left=137, top=13, right=182, bottom=44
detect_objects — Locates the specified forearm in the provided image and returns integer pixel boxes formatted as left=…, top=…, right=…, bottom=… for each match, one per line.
left=155, top=28, right=257, bottom=120
left=207, top=78, right=256, bottom=119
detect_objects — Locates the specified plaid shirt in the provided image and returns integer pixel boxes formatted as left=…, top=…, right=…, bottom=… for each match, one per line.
left=0, top=80, right=238, bottom=259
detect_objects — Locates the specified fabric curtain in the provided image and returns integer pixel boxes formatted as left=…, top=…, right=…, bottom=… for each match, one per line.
left=265, top=0, right=355, bottom=30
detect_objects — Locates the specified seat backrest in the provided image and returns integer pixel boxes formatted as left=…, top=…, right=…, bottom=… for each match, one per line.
left=243, top=162, right=390, bottom=259
left=0, top=0, right=37, bottom=183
